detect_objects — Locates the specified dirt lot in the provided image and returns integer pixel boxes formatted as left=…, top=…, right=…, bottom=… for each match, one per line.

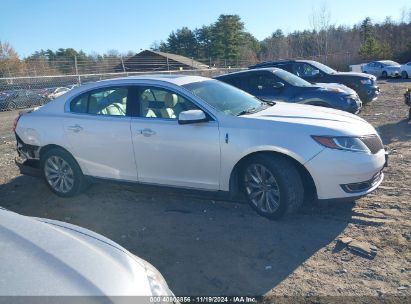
left=0, top=80, right=410, bottom=299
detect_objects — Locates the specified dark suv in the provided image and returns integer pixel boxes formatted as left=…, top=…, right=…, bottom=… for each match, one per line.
left=215, top=68, right=362, bottom=113
left=249, top=60, right=380, bottom=103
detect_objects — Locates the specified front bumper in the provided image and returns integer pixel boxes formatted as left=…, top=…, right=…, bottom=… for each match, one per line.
left=305, top=148, right=386, bottom=200
left=359, top=85, right=380, bottom=102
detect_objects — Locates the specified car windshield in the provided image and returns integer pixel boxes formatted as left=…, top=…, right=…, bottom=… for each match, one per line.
left=273, top=69, right=312, bottom=87
left=183, top=80, right=265, bottom=116
left=309, top=61, right=337, bottom=74
left=381, top=60, right=399, bottom=66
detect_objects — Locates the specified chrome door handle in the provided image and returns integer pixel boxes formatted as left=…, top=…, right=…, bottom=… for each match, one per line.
left=138, top=128, right=156, bottom=137
left=67, top=124, right=83, bottom=133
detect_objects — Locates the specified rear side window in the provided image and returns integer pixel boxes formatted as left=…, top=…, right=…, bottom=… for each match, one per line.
left=70, top=94, right=88, bottom=113
left=221, top=76, right=243, bottom=88
left=70, top=87, right=129, bottom=116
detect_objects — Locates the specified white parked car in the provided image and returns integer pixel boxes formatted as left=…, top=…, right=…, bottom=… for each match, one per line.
left=48, top=86, right=71, bottom=100
left=400, top=61, right=411, bottom=79
left=361, top=60, right=401, bottom=78
left=0, top=207, right=174, bottom=296
left=15, top=75, right=387, bottom=219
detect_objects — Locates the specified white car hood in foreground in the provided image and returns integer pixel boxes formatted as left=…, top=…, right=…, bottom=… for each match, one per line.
left=246, top=102, right=376, bottom=136
left=0, top=209, right=153, bottom=296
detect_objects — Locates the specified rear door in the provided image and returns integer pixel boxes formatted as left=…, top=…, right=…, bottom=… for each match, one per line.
left=63, top=86, right=137, bottom=181
left=130, top=85, right=221, bottom=190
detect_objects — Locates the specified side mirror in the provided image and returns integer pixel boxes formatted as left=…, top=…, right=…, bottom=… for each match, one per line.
left=311, top=69, right=320, bottom=77
left=272, top=82, right=285, bottom=89
left=178, top=110, right=208, bottom=125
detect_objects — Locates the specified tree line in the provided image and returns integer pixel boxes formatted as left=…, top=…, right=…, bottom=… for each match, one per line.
left=153, top=12, right=411, bottom=69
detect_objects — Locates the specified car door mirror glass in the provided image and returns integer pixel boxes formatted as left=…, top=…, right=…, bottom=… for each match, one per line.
left=178, top=110, right=208, bottom=125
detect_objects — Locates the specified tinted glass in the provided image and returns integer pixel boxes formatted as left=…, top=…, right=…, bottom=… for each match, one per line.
left=274, top=70, right=312, bottom=87
left=308, top=61, right=337, bottom=74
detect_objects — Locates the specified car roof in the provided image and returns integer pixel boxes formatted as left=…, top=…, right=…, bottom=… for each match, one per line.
left=96, top=74, right=209, bottom=86
left=249, top=59, right=316, bottom=68
left=215, top=67, right=279, bottom=78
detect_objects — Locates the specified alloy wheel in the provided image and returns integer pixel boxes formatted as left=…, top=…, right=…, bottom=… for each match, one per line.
left=44, top=156, right=75, bottom=193
left=244, top=163, right=281, bottom=213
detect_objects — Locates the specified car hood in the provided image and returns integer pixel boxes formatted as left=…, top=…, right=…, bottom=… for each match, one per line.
left=245, top=102, right=376, bottom=136
left=315, top=82, right=357, bottom=95
left=0, top=209, right=153, bottom=296
left=333, top=71, right=375, bottom=79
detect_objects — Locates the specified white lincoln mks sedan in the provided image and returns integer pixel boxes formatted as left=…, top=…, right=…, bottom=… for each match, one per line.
left=15, top=75, right=387, bottom=219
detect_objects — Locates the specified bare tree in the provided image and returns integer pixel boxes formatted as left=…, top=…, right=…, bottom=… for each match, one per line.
left=310, top=3, right=332, bottom=61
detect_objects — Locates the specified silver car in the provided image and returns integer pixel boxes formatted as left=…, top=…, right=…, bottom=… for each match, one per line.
left=0, top=207, right=174, bottom=296
left=361, top=60, right=401, bottom=78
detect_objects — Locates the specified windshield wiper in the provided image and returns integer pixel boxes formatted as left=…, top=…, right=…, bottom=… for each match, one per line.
left=237, top=107, right=259, bottom=116
left=237, top=102, right=270, bottom=116
left=261, top=100, right=276, bottom=106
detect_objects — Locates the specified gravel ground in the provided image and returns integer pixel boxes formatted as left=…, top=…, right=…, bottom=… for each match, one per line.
left=0, top=80, right=410, bottom=300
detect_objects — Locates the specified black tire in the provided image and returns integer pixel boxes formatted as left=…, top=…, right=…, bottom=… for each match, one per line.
left=381, top=71, right=388, bottom=79
left=363, top=71, right=368, bottom=74
left=241, top=154, right=304, bottom=220
left=402, top=71, right=409, bottom=79
left=41, top=148, right=86, bottom=197
left=7, top=101, right=17, bottom=111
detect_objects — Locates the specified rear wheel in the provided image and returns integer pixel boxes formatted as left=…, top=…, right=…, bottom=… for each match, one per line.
left=41, top=148, right=85, bottom=197
left=242, top=154, right=304, bottom=219
left=402, top=71, right=409, bottom=79
left=381, top=71, right=388, bottom=79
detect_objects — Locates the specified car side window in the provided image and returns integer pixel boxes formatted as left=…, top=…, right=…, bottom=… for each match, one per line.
left=223, top=76, right=243, bottom=88
left=70, top=87, right=128, bottom=116
left=247, top=73, right=276, bottom=93
left=137, top=87, right=199, bottom=120
left=70, top=94, right=88, bottom=113
left=294, top=63, right=316, bottom=77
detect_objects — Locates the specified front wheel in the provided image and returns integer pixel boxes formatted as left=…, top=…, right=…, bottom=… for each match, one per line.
left=381, top=71, right=388, bottom=79
left=41, top=148, right=85, bottom=197
left=402, top=71, right=409, bottom=79
left=242, top=154, right=304, bottom=219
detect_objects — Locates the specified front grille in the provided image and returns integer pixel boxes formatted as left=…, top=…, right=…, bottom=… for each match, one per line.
left=361, top=135, right=384, bottom=154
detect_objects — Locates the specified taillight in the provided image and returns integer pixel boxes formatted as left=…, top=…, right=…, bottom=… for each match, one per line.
left=13, top=114, right=22, bottom=133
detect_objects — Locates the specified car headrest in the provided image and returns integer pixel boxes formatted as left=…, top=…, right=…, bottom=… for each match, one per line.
left=164, top=93, right=178, bottom=108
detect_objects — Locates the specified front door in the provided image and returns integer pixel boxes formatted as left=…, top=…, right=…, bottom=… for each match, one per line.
left=130, top=86, right=221, bottom=190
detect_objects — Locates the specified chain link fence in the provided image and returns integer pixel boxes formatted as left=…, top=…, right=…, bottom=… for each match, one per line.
left=0, top=67, right=244, bottom=112
left=0, top=50, right=356, bottom=112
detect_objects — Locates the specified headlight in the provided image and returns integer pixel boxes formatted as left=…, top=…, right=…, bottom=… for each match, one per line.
left=144, top=261, right=173, bottom=296
left=312, top=136, right=370, bottom=153
left=360, top=79, right=372, bottom=85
